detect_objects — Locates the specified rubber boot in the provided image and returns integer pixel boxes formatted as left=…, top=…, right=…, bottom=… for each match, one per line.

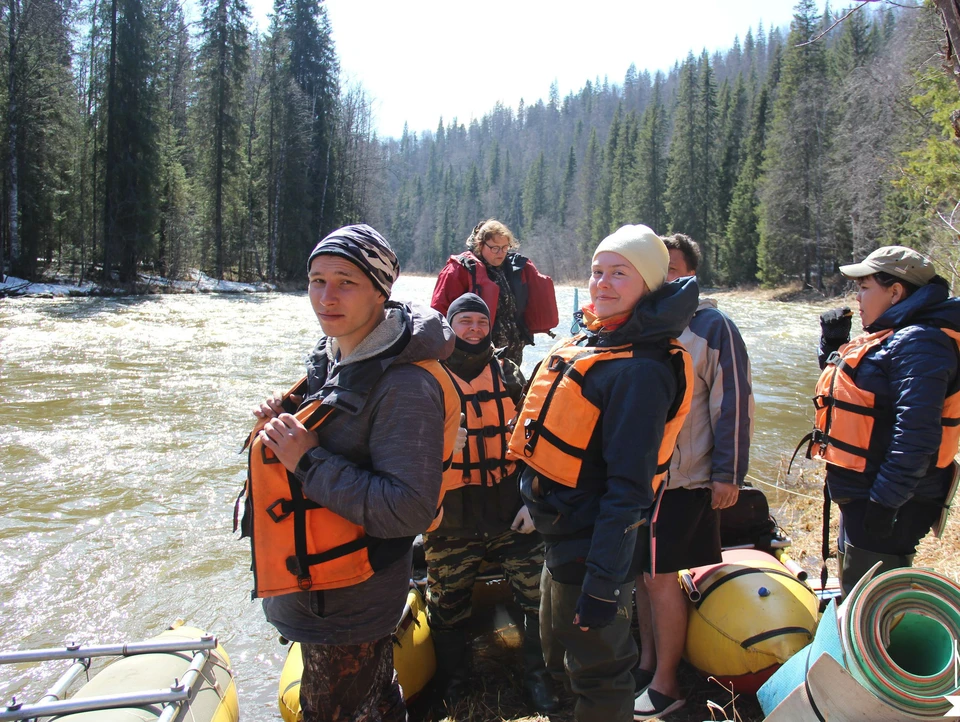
left=522, top=613, right=560, bottom=712
left=431, top=627, right=470, bottom=708
left=840, top=542, right=914, bottom=598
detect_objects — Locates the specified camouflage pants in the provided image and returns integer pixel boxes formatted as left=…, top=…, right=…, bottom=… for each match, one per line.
left=423, top=528, right=544, bottom=630
left=299, top=635, right=405, bottom=722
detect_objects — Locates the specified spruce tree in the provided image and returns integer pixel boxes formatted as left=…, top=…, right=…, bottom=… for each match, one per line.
left=103, top=0, right=161, bottom=282
left=609, top=111, right=638, bottom=229
left=716, top=74, right=749, bottom=249
left=721, top=85, right=771, bottom=285
left=629, top=73, right=669, bottom=233
left=665, top=54, right=701, bottom=240
left=590, top=105, right=619, bottom=243
left=273, top=0, right=340, bottom=279
left=757, top=0, right=833, bottom=287
left=577, top=128, right=601, bottom=255
left=559, top=146, right=577, bottom=228
left=196, top=0, right=250, bottom=279
left=522, top=152, right=547, bottom=236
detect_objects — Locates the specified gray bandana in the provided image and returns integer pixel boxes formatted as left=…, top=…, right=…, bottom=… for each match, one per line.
left=307, top=224, right=400, bottom=298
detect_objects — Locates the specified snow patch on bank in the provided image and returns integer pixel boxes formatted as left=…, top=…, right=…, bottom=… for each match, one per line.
left=1, top=271, right=278, bottom=297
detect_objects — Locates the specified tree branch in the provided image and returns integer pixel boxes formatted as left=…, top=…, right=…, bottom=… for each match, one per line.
left=795, top=1, right=876, bottom=48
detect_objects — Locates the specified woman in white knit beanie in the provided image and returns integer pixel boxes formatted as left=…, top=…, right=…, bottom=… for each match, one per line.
left=511, top=223, right=698, bottom=722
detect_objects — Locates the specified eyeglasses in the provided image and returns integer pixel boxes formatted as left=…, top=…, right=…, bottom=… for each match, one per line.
left=483, top=243, right=510, bottom=255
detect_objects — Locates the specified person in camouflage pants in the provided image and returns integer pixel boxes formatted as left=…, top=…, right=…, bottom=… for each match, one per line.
left=424, top=293, right=558, bottom=713
left=425, top=529, right=544, bottom=626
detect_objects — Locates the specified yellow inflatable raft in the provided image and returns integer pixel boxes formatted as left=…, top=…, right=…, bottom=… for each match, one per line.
left=0, top=622, right=238, bottom=722
left=279, top=586, right=434, bottom=722
left=683, top=548, right=819, bottom=693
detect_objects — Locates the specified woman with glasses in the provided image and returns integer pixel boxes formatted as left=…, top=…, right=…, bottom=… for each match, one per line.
left=431, top=219, right=558, bottom=365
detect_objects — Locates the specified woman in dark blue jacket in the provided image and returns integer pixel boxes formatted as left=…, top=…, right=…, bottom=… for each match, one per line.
left=514, top=225, right=698, bottom=722
left=816, top=246, right=960, bottom=595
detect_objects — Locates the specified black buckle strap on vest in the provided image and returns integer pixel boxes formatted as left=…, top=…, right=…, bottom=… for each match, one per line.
left=788, top=432, right=813, bottom=476
left=454, top=373, right=473, bottom=483
left=814, top=395, right=883, bottom=418
left=285, top=537, right=372, bottom=589
left=465, top=387, right=512, bottom=404
left=451, top=457, right=516, bottom=472
left=280, top=468, right=370, bottom=591
left=468, top=425, right=511, bottom=438
left=493, top=361, right=510, bottom=480
left=524, top=352, right=590, bottom=457
left=265, top=495, right=323, bottom=523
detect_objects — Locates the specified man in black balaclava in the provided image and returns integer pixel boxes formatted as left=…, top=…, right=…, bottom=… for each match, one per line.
left=424, top=293, right=558, bottom=713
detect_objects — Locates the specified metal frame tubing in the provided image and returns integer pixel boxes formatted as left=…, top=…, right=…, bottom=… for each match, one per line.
left=0, top=647, right=213, bottom=722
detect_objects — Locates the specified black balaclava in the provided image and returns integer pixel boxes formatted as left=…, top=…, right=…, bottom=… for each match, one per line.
left=446, top=293, right=494, bottom=380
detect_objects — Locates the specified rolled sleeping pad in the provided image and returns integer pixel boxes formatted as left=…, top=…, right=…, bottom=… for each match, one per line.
left=279, top=586, right=435, bottom=722
left=683, top=548, right=819, bottom=694
left=838, top=565, right=960, bottom=718
left=45, top=624, right=239, bottom=722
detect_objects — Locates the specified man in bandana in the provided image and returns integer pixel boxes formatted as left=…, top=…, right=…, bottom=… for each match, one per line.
left=251, top=224, right=456, bottom=722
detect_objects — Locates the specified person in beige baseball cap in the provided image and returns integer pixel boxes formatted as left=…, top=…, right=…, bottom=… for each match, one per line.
left=811, top=245, right=960, bottom=599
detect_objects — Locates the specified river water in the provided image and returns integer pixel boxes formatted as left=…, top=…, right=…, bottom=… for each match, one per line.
left=0, top=277, right=830, bottom=717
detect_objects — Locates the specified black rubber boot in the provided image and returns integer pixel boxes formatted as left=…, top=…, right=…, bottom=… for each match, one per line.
left=522, top=613, right=560, bottom=712
left=431, top=627, right=470, bottom=708
left=840, top=542, right=914, bottom=598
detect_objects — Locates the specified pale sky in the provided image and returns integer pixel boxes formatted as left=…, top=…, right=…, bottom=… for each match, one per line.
left=246, top=0, right=805, bottom=140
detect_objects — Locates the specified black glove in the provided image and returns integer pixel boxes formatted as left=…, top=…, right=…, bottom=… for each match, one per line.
left=862, top=500, right=897, bottom=540
left=820, top=306, right=853, bottom=343
left=573, top=593, right=618, bottom=629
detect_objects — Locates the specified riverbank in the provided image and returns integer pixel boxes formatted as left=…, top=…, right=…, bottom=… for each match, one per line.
left=0, top=271, right=277, bottom=298
left=1, top=270, right=853, bottom=306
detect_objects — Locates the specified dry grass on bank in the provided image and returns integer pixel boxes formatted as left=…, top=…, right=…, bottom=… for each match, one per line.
left=409, top=462, right=960, bottom=722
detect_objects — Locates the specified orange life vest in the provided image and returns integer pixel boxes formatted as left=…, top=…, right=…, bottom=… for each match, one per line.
left=811, top=327, right=960, bottom=472
left=443, top=360, right=518, bottom=491
left=507, top=336, right=693, bottom=491
left=240, top=361, right=461, bottom=599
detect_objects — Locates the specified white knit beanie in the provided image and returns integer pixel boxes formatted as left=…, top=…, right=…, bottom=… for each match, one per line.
left=592, top=224, right=669, bottom=292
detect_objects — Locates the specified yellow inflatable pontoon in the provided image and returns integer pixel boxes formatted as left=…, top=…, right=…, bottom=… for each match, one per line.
left=279, top=586, right=434, bottom=722
left=683, top=548, right=819, bottom=693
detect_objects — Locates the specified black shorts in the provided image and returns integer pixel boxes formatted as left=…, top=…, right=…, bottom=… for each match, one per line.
left=650, top=487, right=722, bottom=574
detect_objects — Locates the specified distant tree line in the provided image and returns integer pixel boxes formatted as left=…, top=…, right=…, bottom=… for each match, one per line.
left=1, top=0, right=958, bottom=289
left=359, top=0, right=959, bottom=288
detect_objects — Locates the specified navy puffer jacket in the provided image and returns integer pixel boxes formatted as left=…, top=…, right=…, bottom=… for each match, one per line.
left=520, top=277, right=699, bottom=601
left=818, top=279, right=960, bottom=509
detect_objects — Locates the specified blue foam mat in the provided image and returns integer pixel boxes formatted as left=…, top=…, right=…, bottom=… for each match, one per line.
left=757, top=599, right=845, bottom=716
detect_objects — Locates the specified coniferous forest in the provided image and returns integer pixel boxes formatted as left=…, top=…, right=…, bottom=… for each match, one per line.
left=2, top=0, right=959, bottom=288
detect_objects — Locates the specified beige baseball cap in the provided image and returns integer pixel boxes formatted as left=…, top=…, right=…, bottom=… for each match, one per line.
left=839, top=245, right=935, bottom=287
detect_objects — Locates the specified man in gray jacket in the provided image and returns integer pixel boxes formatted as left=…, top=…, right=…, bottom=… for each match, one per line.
left=253, top=224, right=455, bottom=722
left=633, top=234, right=754, bottom=720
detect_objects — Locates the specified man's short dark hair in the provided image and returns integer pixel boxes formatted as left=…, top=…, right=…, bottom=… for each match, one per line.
left=662, top=233, right=702, bottom=274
